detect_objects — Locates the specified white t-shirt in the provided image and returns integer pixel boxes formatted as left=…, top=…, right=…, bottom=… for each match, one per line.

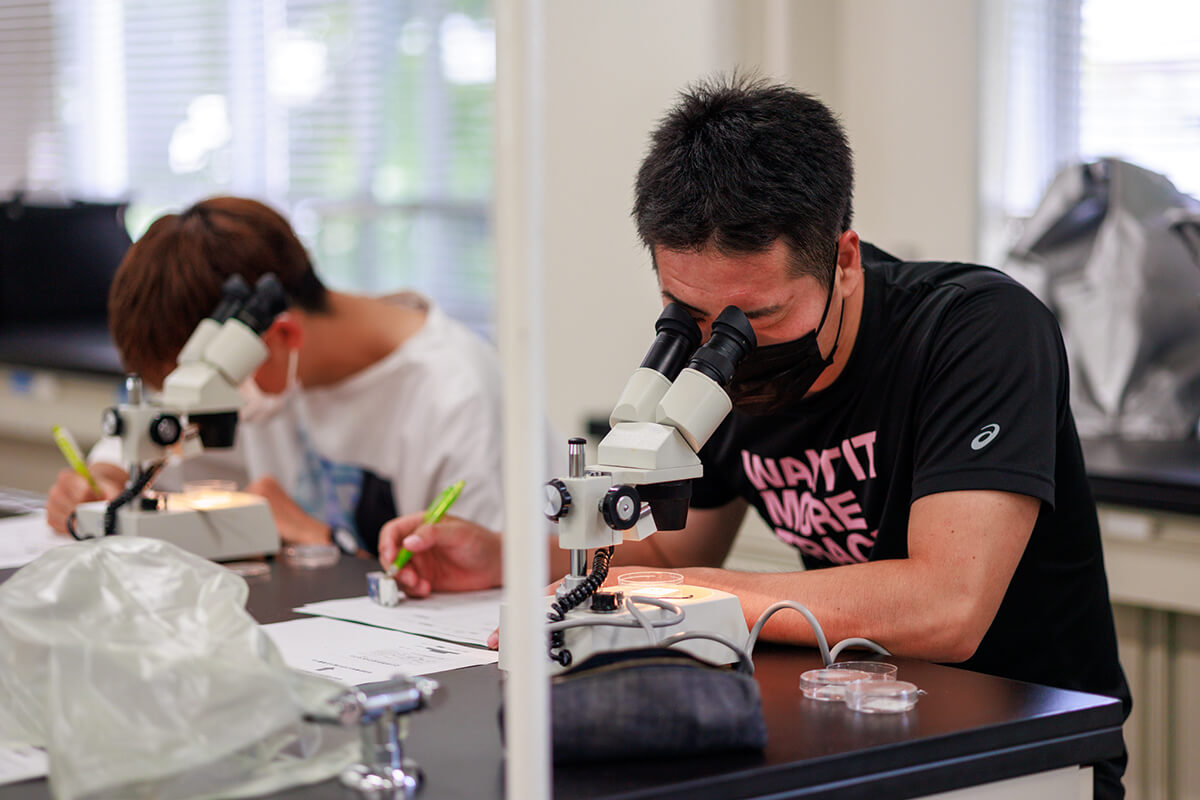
left=93, top=293, right=508, bottom=554
left=240, top=293, right=506, bottom=553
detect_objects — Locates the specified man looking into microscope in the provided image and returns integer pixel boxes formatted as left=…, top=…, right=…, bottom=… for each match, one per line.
left=46, top=196, right=507, bottom=557
left=377, top=77, right=1130, bottom=797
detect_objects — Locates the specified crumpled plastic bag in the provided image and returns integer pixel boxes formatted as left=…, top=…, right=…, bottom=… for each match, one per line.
left=1002, top=158, right=1200, bottom=439
left=0, top=536, right=357, bottom=800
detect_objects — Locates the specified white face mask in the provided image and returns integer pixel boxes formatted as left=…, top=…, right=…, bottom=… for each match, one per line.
left=238, top=348, right=300, bottom=424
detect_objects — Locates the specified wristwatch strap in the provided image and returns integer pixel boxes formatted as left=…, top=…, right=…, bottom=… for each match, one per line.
left=330, top=525, right=360, bottom=555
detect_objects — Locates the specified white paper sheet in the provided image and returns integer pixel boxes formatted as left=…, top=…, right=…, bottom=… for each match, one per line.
left=0, top=512, right=70, bottom=570
left=294, top=589, right=501, bottom=647
left=262, top=616, right=497, bottom=685
left=0, top=742, right=48, bottom=786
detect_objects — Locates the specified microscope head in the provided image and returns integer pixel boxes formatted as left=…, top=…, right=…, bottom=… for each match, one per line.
left=550, top=303, right=756, bottom=546
left=635, top=305, right=755, bottom=529
left=160, top=273, right=288, bottom=426
left=174, top=273, right=288, bottom=447
left=108, top=274, right=288, bottom=469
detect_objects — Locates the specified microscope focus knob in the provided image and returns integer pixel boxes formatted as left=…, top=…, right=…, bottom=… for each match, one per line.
left=601, top=485, right=641, bottom=531
left=101, top=407, right=123, bottom=437
left=148, top=413, right=183, bottom=446
left=544, top=479, right=572, bottom=520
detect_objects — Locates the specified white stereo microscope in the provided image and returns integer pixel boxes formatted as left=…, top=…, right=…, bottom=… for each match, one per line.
left=534, top=304, right=757, bottom=670
left=72, top=274, right=286, bottom=561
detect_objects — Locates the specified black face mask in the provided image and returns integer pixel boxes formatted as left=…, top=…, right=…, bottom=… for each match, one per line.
left=726, top=278, right=845, bottom=416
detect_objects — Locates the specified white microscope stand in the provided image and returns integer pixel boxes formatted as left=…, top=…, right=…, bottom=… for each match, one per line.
left=74, top=491, right=279, bottom=562
left=542, top=584, right=748, bottom=669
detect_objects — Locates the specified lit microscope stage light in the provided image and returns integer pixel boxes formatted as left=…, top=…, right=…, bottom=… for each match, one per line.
left=617, top=570, right=686, bottom=597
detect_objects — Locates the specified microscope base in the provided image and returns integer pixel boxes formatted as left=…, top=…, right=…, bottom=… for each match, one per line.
left=74, top=492, right=280, bottom=561
left=500, top=584, right=749, bottom=672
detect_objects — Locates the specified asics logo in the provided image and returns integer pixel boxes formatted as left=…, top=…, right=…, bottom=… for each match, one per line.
left=971, top=423, right=1000, bottom=451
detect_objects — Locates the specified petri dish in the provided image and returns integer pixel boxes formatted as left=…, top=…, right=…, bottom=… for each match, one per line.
left=617, top=571, right=686, bottom=597
left=282, top=544, right=340, bottom=569
left=828, top=661, right=898, bottom=680
left=843, top=680, right=922, bottom=713
left=224, top=560, right=271, bottom=579
left=799, top=668, right=872, bottom=701
left=182, top=480, right=238, bottom=493
left=617, top=571, right=684, bottom=586
left=181, top=480, right=239, bottom=510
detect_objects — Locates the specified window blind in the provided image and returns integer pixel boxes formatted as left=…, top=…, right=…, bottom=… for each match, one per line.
left=981, top=0, right=1200, bottom=261
left=0, top=0, right=495, bottom=331
left=0, top=1, right=59, bottom=193
left=1078, top=0, right=1200, bottom=199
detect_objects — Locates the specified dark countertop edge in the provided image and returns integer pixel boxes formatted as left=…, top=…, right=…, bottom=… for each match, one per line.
left=0, top=556, right=1126, bottom=800
left=1080, top=437, right=1200, bottom=515
left=1088, top=475, right=1200, bottom=516
left=594, top=726, right=1125, bottom=800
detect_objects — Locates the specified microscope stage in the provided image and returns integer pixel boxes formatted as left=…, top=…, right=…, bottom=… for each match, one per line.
left=74, top=491, right=280, bottom=561
left=500, top=584, right=749, bottom=672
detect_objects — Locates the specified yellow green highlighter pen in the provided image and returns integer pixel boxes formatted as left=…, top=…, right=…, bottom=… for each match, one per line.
left=389, top=480, right=465, bottom=574
left=52, top=425, right=100, bottom=494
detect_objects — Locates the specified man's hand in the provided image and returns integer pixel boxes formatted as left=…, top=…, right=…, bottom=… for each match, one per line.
left=377, top=513, right=502, bottom=598
left=244, top=475, right=332, bottom=545
left=46, top=463, right=127, bottom=534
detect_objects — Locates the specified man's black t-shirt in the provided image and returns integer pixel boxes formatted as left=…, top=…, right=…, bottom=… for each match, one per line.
left=691, top=243, right=1131, bottom=793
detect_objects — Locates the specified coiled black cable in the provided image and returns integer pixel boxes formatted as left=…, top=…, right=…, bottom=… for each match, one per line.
left=102, top=461, right=164, bottom=538
left=546, top=546, right=614, bottom=666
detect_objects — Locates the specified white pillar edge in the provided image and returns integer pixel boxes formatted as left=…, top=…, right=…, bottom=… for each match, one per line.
left=495, top=0, right=551, bottom=798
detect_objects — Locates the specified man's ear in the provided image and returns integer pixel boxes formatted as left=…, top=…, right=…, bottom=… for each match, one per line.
left=835, top=230, right=862, bottom=297
left=260, top=312, right=304, bottom=352
left=251, top=314, right=304, bottom=392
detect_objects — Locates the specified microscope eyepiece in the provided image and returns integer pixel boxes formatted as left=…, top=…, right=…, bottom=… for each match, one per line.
left=210, top=275, right=253, bottom=323
left=638, top=303, right=702, bottom=381
left=235, top=274, right=288, bottom=334
left=686, top=306, right=756, bottom=386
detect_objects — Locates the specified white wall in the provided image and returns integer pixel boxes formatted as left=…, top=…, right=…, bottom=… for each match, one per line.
left=540, top=0, right=742, bottom=441
left=539, top=0, right=982, bottom=439
left=833, top=0, right=980, bottom=263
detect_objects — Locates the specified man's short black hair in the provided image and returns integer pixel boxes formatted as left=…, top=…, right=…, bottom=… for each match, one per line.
left=633, top=75, right=854, bottom=287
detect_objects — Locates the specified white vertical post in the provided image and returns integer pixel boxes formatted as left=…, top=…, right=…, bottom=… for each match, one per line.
left=495, top=1, right=551, bottom=799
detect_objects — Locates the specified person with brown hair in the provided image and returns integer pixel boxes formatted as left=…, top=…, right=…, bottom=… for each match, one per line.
left=46, top=196, right=506, bottom=556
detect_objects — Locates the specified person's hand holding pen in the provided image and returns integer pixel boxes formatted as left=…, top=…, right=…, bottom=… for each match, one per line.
left=46, top=426, right=127, bottom=534
left=377, top=483, right=503, bottom=598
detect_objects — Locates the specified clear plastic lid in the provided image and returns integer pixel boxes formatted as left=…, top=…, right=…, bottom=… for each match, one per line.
left=827, top=661, right=898, bottom=680
left=223, top=560, right=271, bottom=579
left=282, top=543, right=340, bottom=569
left=843, top=679, right=922, bottom=713
left=181, top=480, right=239, bottom=510
left=799, top=668, right=872, bottom=701
left=182, top=480, right=238, bottom=494
left=617, top=571, right=685, bottom=597
left=617, top=571, right=684, bottom=586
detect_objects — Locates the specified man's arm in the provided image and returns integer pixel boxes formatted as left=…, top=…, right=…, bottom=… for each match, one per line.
left=377, top=498, right=749, bottom=596
left=663, top=490, right=1038, bottom=663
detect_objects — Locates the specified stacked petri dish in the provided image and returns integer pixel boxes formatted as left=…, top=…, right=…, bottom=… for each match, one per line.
left=800, top=668, right=876, bottom=702
left=843, top=680, right=922, bottom=713
left=800, top=660, right=921, bottom=712
left=282, top=543, right=340, bottom=569
left=828, top=661, right=898, bottom=680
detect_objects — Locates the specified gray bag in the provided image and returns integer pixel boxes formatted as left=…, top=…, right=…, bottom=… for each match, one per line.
left=547, top=647, right=767, bottom=763
left=1003, top=159, right=1200, bottom=439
